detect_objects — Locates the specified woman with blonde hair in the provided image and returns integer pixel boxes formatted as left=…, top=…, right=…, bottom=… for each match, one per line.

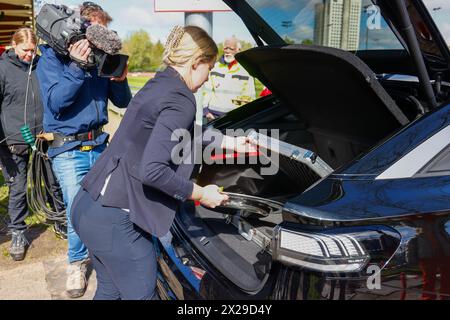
left=0, top=27, right=43, bottom=261
left=70, top=25, right=252, bottom=300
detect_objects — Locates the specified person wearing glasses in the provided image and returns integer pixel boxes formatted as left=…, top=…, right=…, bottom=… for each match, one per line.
left=0, top=28, right=43, bottom=262
left=202, top=36, right=256, bottom=122
left=36, top=2, right=132, bottom=298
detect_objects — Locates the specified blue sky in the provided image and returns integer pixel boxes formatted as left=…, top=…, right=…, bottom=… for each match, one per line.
left=36, top=0, right=255, bottom=44
left=425, top=0, right=450, bottom=45
left=247, top=0, right=450, bottom=49
left=35, top=0, right=450, bottom=47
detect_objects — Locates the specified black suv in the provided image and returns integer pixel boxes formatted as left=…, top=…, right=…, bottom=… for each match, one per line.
left=155, top=0, right=450, bottom=300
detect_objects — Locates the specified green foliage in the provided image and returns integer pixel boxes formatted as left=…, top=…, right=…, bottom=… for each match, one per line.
left=150, top=40, right=165, bottom=71
left=0, top=173, right=8, bottom=224
left=128, top=76, right=151, bottom=88
left=122, top=31, right=262, bottom=73
left=284, top=36, right=295, bottom=44
left=283, top=37, right=313, bottom=45
left=122, top=30, right=165, bottom=72
left=301, top=38, right=314, bottom=45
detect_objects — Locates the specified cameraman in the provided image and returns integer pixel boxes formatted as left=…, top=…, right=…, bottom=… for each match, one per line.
left=36, top=2, right=131, bottom=299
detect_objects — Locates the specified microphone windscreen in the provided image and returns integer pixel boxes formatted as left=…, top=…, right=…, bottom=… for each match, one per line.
left=85, top=24, right=122, bottom=55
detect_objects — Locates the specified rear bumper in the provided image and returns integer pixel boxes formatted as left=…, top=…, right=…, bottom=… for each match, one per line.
left=155, top=220, right=274, bottom=300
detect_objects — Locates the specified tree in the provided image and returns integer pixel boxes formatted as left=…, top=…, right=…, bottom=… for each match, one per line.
left=122, top=30, right=153, bottom=72
left=283, top=36, right=295, bottom=44
left=150, top=40, right=165, bottom=71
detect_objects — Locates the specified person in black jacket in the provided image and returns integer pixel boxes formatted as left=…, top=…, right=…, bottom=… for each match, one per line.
left=70, top=25, right=254, bottom=300
left=0, top=27, right=43, bottom=261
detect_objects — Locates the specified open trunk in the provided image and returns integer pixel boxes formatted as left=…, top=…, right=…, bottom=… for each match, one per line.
left=176, top=45, right=414, bottom=293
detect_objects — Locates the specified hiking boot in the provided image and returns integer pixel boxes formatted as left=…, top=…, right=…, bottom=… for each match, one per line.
left=66, top=259, right=89, bottom=298
left=9, top=229, right=29, bottom=261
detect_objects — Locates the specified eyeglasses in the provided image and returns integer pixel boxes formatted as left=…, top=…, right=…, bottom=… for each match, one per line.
left=223, top=47, right=237, bottom=51
left=82, top=1, right=103, bottom=11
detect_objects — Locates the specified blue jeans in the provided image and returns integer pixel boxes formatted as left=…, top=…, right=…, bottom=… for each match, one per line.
left=51, top=144, right=106, bottom=263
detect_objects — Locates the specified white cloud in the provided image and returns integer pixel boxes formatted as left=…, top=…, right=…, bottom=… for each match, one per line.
left=423, top=0, right=450, bottom=10
left=290, top=25, right=314, bottom=41
left=46, top=0, right=275, bottom=45
left=213, top=12, right=255, bottom=44
left=249, top=0, right=311, bottom=11
left=117, top=5, right=183, bottom=42
left=441, top=22, right=450, bottom=45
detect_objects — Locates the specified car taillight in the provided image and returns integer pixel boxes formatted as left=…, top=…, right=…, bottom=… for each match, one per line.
left=210, top=151, right=260, bottom=161
left=272, top=225, right=401, bottom=274
left=190, top=266, right=206, bottom=280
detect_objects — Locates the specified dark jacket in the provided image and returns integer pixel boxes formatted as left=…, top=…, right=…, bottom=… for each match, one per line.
left=0, top=50, right=43, bottom=145
left=81, top=67, right=222, bottom=237
left=36, top=45, right=132, bottom=157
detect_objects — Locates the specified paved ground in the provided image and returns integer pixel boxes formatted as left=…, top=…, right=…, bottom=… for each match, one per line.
left=0, top=227, right=97, bottom=300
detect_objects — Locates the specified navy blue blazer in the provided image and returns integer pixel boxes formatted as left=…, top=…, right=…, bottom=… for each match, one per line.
left=80, top=67, right=222, bottom=237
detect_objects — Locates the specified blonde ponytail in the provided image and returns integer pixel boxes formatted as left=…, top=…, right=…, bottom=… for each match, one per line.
left=163, top=25, right=217, bottom=69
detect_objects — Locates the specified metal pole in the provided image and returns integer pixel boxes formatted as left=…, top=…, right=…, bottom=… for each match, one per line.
left=393, top=0, right=437, bottom=110
left=184, top=12, right=214, bottom=126
left=184, top=12, right=213, bottom=36
left=366, top=26, right=369, bottom=50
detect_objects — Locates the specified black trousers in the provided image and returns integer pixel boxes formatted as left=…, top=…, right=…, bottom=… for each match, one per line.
left=71, top=188, right=158, bottom=300
left=0, top=145, right=29, bottom=231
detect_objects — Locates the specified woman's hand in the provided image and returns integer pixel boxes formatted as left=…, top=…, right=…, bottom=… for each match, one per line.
left=221, top=135, right=257, bottom=153
left=191, top=184, right=228, bottom=208
left=205, top=112, right=216, bottom=121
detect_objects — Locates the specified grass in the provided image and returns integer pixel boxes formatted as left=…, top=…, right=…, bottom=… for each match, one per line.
left=0, top=171, right=49, bottom=232
left=0, top=174, right=9, bottom=229
left=127, top=76, right=152, bottom=89
left=128, top=74, right=265, bottom=98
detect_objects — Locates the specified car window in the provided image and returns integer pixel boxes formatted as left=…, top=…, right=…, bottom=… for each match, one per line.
left=446, top=220, right=450, bottom=237
left=245, top=0, right=404, bottom=51
left=423, top=0, right=450, bottom=48
left=417, top=143, right=450, bottom=177
left=199, top=11, right=271, bottom=123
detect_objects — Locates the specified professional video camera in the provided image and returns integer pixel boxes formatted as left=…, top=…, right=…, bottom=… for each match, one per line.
left=35, top=3, right=128, bottom=78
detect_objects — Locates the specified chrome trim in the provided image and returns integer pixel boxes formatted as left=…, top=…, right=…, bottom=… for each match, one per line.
left=376, top=125, right=450, bottom=180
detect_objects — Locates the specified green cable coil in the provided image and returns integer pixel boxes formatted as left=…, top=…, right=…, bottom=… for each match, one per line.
left=20, top=125, right=36, bottom=150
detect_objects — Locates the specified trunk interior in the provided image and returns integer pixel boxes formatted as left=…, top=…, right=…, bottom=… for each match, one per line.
left=176, top=45, right=423, bottom=293
left=177, top=100, right=401, bottom=292
left=177, top=105, right=324, bottom=292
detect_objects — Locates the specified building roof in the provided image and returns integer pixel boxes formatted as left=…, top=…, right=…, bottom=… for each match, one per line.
left=0, top=0, right=33, bottom=46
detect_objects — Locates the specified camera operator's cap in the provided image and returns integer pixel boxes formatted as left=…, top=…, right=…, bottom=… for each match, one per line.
left=82, top=1, right=103, bottom=11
